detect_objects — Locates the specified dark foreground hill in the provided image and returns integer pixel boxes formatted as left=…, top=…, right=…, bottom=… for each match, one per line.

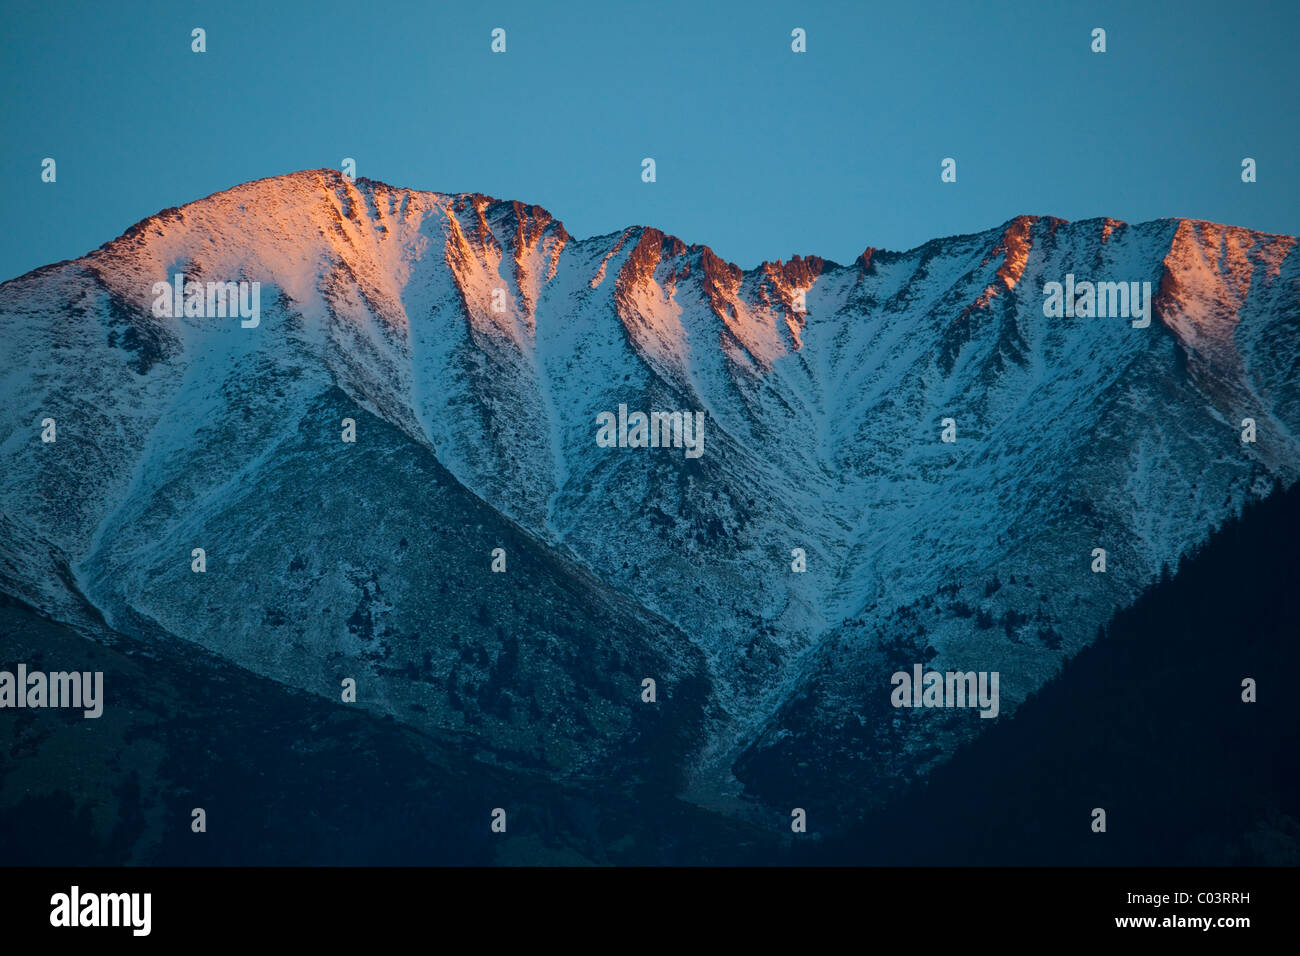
left=803, top=481, right=1300, bottom=865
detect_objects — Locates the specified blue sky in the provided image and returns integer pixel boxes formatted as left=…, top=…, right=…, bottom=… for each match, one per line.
left=2, top=0, right=1297, bottom=281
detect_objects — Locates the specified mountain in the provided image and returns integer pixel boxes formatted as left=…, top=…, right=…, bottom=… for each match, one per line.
left=1, top=169, right=1297, bottom=828
left=802, top=480, right=1300, bottom=865
left=0, top=589, right=777, bottom=865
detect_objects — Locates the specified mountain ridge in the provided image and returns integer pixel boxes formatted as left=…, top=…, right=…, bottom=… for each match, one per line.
left=11, top=167, right=1286, bottom=292
left=2, top=168, right=1296, bottom=817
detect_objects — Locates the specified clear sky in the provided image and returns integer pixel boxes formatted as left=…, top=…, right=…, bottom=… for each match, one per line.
left=2, top=0, right=1297, bottom=281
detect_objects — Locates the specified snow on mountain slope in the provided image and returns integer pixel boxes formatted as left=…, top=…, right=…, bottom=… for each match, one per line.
left=1, top=169, right=1296, bottom=816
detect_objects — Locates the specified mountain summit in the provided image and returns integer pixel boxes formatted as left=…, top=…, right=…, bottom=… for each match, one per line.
left=2, top=169, right=1297, bottom=820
